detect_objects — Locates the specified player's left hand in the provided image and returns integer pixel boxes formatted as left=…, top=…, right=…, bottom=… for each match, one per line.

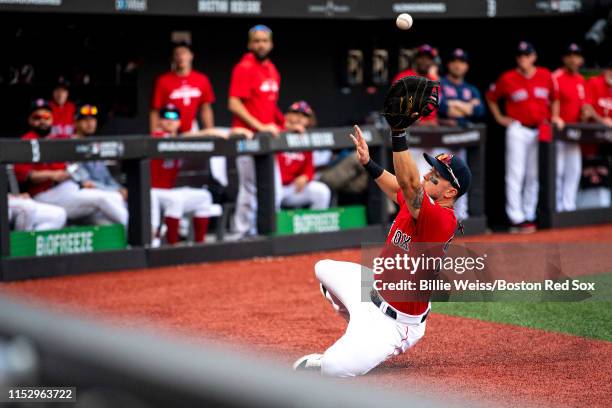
left=294, top=175, right=309, bottom=192
left=349, top=125, right=370, bottom=165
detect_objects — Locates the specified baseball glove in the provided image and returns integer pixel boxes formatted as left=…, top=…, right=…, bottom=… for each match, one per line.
left=381, top=76, right=440, bottom=131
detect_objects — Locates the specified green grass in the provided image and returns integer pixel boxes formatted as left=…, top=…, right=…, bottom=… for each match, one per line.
left=432, top=273, right=612, bottom=342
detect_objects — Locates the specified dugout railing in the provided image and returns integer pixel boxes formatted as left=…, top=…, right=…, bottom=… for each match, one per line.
left=0, top=125, right=487, bottom=281
left=539, top=123, right=612, bottom=228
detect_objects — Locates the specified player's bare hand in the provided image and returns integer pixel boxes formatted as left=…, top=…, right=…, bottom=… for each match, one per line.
left=53, top=170, right=70, bottom=183
left=497, top=116, right=516, bottom=128
left=551, top=116, right=565, bottom=130
left=81, top=180, right=95, bottom=189
left=349, top=125, right=370, bottom=165
left=294, top=175, right=309, bottom=192
left=260, top=123, right=281, bottom=137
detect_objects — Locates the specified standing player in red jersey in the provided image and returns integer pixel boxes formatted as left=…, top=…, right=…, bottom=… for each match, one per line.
left=551, top=43, right=587, bottom=212
left=293, top=77, right=471, bottom=376
left=584, top=61, right=612, bottom=127
left=149, top=104, right=221, bottom=247
left=486, top=41, right=554, bottom=233
left=49, top=77, right=76, bottom=138
left=228, top=24, right=285, bottom=238
left=150, top=42, right=216, bottom=133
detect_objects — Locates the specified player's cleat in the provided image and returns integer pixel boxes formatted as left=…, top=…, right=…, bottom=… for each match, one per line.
left=509, top=221, right=537, bottom=234
left=292, top=354, right=323, bottom=372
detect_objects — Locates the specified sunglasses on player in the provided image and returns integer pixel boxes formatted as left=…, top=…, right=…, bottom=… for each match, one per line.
left=79, top=105, right=98, bottom=117
left=161, top=111, right=180, bottom=120
left=435, top=153, right=460, bottom=189
left=31, top=112, right=52, bottom=121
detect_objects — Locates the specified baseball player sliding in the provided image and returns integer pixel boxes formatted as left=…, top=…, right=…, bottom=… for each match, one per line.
left=293, top=77, right=472, bottom=377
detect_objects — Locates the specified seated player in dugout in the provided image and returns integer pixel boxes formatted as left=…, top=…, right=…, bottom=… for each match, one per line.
left=14, top=99, right=128, bottom=228
left=293, top=77, right=472, bottom=377
left=69, top=104, right=128, bottom=201
left=276, top=101, right=331, bottom=210
left=149, top=104, right=222, bottom=247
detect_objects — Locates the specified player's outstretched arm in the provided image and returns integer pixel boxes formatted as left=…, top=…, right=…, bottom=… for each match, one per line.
left=391, top=132, right=422, bottom=219
left=350, top=125, right=400, bottom=203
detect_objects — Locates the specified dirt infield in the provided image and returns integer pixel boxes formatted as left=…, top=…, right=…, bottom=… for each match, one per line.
left=3, top=224, right=612, bottom=407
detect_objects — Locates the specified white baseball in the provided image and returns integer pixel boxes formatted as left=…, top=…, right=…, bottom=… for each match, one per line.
left=396, top=13, right=413, bottom=30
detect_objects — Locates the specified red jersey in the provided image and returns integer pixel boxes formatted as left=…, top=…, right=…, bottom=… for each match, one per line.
left=378, top=190, right=456, bottom=315
left=13, top=131, right=67, bottom=196
left=277, top=152, right=314, bottom=185
left=229, top=52, right=283, bottom=131
left=586, top=74, right=612, bottom=119
left=150, top=131, right=181, bottom=189
left=49, top=101, right=76, bottom=137
left=487, top=67, right=554, bottom=126
left=552, top=68, right=586, bottom=123
left=393, top=69, right=438, bottom=123
left=151, top=70, right=215, bottom=133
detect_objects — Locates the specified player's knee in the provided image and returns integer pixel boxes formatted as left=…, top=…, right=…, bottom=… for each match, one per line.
left=55, top=207, right=68, bottom=228
left=314, top=259, right=334, bottom=281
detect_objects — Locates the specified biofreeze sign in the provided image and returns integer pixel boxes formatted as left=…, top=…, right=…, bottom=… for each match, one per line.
left=36, top=231, right=94, bottom=256
left=9, top=224, right=126, bottom=258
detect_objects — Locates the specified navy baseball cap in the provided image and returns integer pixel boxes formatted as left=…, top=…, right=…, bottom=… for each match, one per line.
left=29, top=98, right=52, bottom=115
left=448, top=48, right=469, bottom=62
left=563, top=43, right=582, bottom=56
left=75, top=104, right=99, bottom=120
left=516, top=41, right=536, bottom=56
left=423, top=152, right=471, bottom=198
left=287, top=100, right=314, bottom=117
left=160, top=103, right=181, bottom=120
left=416, top=44, right=437, bottom=58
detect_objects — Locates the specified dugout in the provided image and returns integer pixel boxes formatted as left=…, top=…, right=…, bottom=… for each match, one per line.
left=0, top=124, right=488, bottom=280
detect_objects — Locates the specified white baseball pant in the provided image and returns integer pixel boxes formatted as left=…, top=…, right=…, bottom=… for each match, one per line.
left=34, top=180, right=128, bottom=226
left=505, top=122, right=539, bottom=225
left=555, top=140, right=582, bottom=212
left=8, top=196, right=67, bottom=231
left=412, top=147, right=469, bottom=220
left=150, top=187, right=222, bottom=232
left=315, top=259, right=427, bottom=377
left=276, top=181, right=331, bottom=211
left=232, top=156, right=282, bottom=236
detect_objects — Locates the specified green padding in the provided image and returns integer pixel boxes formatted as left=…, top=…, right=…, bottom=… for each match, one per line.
left=276, top=206, right=367, bottom=236
left=9, top=224, right=127, bottom=258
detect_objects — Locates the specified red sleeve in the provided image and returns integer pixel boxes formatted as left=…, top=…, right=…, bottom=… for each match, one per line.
left=200, top=74, right=215, bottom=104
left=585, top=78, right=597, bottom=106
left=151, top=75, right=165, bottom=110
left=486, top=74, right=506, bottom=102
left=274, top=107, right=285, bottom=127
left=229, top=64, right=251, bottom=99
left=551, top=71, right=561, bottom=101
left=302, top=152, right=314, bottom=181
left=13, top=163, right=33, bottom=182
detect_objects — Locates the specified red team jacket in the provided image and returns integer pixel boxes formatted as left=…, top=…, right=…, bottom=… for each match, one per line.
left=150, top=131, right=181, bottom=189
left=151, top=70, right=215, bottom=133
left=487, top=67, right=554, bottom=126
left=552, top=68, right=586, bottom=123
left=393, top=69, right=438, bottom=124
left=277, top=152, right=314, bottom=186
left=13, top=131, right=67, bottom=196
left=378, top=190, right=457, bottom=316
left=586, top=74, right=612, bottom=119
left=229, top=52, right=284, bottom=130
left=50, top=101, right=76, bottom=137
